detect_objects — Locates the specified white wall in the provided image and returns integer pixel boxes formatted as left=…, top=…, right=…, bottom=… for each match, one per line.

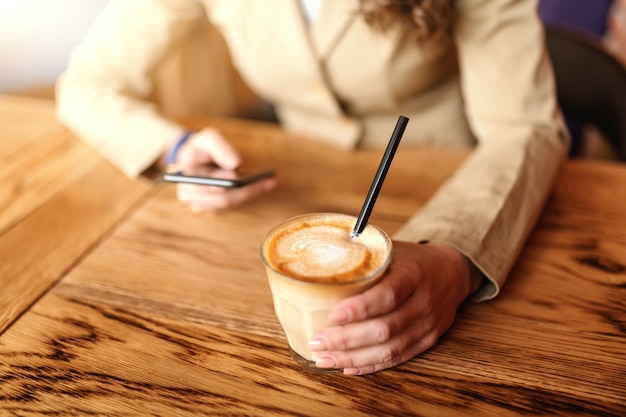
left=0, top=0, right=108, bottom=94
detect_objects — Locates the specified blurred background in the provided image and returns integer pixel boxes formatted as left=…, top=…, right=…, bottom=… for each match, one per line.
left=1, top=0, right=622, bottom=159
left=0, top=0, right=108, bottom=98
left=0, top=0, right=263, bottom=117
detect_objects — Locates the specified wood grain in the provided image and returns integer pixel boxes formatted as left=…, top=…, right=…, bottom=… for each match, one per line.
left=1, top=104, right=625, bottom=415
left=0, top=158, right=151, bottom=334
left=0, top=96, right=60, bottom=158
left=0, top=96, right=153, bottom=334
left=0, top=129, right=100, bottom=232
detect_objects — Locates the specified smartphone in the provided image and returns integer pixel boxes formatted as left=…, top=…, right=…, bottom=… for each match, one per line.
left=163, top=168, right=276, bottom=188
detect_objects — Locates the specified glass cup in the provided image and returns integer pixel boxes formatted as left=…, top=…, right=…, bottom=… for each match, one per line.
left=260, top=213, right=393, bottom=373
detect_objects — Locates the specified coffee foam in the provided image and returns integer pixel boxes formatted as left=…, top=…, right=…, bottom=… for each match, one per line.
left=263, top=214, right=390, bottom=284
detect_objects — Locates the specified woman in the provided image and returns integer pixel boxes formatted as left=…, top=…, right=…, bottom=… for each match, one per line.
left=56, top=0, right=568, bottom=375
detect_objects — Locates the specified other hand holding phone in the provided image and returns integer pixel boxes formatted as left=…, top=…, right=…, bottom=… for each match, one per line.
left=164, top=128, right=280, bottom=212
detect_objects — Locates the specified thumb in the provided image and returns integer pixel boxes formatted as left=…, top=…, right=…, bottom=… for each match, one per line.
left=179, top=128, right=241, bottom=170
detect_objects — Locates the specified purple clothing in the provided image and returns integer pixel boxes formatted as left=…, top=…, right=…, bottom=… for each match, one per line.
left=539, top=0, right=612, bottom=38
left=538, top=0, right=615, bottom=156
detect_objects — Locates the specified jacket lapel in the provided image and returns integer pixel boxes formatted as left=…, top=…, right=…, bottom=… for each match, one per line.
left=309, top=0, right=360, bottom=60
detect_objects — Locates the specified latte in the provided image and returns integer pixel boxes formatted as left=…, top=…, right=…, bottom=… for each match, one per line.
left=261, top=213, right=393, bottom=372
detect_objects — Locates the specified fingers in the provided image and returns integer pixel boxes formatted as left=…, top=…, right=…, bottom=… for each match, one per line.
left=178, top=128, right=241, bottom=170
left=315, top=306, right=455, bottom=375
left=313, top=287, right=425, bottom=351
left=341, top=332, right=439, bottom=376
left=327, top=253, right=421, bottom=325
left=326, top=278, right=402, bottom=324
left=177, top=176, right=279, bottom=212
left=314, top=321, right=439, bottom=375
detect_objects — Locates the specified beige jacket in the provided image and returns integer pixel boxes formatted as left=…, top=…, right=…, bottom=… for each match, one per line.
left=56, top=0, right=568, bottom=301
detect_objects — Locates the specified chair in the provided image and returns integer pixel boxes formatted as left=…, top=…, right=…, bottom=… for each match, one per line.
left=545, top=25, right=626, bottom=161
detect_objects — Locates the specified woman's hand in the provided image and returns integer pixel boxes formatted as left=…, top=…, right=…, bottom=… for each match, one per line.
left=167, top=128, right=279, bottom=212
left=309, top=241, right=475, bottom=375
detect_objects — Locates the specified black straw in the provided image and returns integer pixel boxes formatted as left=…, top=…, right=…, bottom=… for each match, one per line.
left=351, top=115, right=409, bottom=238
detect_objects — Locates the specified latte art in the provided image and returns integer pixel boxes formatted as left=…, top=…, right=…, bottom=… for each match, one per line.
left=277, top=225, right=367, bottom=280
left=295, top=239, right=351, bottom=266
left=264, top=214, right=390, bottom=284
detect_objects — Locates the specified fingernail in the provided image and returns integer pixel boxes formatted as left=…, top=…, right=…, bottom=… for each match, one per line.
left=343, top=367, right=362, bottom=376
left=315, top=355, right=337, bottom=369
left=328, top=307, right=350, bottom=323
left=309, top=338, right=327, bottom=351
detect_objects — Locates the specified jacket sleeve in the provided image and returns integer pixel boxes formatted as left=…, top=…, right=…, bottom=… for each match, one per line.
left=393, top=0, right=569, bottom=301
left=56, top=0, right=206, bottom=177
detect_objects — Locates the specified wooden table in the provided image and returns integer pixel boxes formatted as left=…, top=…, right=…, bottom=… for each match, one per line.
left=1, top=95, right=625, bottom=416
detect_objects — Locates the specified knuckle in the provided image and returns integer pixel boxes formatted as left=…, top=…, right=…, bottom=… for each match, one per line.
left=379, top=346, right=400, bottom=365
left=420, top=294, right=435, bottom=315
left=203, top=128, right=223, bottom=145
left=379, top=283, right=401, bottom=309
left=332, top=332, right=351, bottom=351
left=372, top=321, right=392, bottom=343
left=422, top=332, right=439, bottom=349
